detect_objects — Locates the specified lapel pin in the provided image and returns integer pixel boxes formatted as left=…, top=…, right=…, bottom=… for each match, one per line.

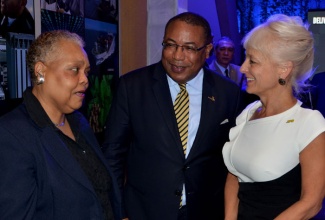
left=286, top=119, right=294, bottom=123
left=208, top=96, right=215, bottom=102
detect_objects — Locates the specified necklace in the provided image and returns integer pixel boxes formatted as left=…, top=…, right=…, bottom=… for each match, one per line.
left=53, top=116, right=66, bottom=127
left=54, top=121, right=65, bottom=127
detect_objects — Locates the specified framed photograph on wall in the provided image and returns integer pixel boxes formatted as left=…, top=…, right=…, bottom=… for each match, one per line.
left=37, top=0, right=119, bottom=137
left=0, top=0, right=35, bottom=115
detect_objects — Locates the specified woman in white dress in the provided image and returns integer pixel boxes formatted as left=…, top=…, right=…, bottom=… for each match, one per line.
left=222, top=14, right=325, bottom=220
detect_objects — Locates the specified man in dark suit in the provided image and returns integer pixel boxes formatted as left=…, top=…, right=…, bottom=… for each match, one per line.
left=0, top=0, right=35, bottom=38
left=103, top=12, right=242, bottom=220
left=209, top=36, right=259, bottom=106
left=209, top=36, right=245, bottom=90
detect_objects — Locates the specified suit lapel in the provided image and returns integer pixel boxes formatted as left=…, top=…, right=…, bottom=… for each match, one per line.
left=152, top=63, right=185, bottom=157
left=40, top=127, right=95, bottom=192
left=229, top=64, right=238, bottom=83
left=186, top=70, right=217, bottom=161
left=214, top=63, right=223, bottom=75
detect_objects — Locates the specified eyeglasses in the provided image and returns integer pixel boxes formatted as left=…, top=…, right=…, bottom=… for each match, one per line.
left=162, top=42, right=207, bottom=54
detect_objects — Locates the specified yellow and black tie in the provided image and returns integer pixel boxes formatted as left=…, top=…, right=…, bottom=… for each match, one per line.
left=174, top=83, right=189, bottom=209
left=174, top=83, right=189, bottom=155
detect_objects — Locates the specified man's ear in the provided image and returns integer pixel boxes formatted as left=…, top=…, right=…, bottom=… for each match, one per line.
left=205, top=43, right=214, bottom=59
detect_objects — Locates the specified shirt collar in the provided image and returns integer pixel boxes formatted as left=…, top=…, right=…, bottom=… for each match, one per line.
left=215, top=61, right=228, bottom=74
left=23, top=87, right=54, bottom=128
left=167, top=68, right=204, bottom=91
left=7, top=17, right=16, bottom=26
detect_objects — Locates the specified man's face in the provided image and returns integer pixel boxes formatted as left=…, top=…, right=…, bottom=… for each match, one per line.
left=1, top=0, right=24, bottom=18
left=215, top=40, right=235, bottom=68
left=161, top=20, right=212, bottom=84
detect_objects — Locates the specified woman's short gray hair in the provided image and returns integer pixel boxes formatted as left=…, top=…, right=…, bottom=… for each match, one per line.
left=26, top=30, right=85, bottom=83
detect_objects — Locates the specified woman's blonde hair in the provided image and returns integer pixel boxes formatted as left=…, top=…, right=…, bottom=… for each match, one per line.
left=242, top=14, right=314, bottom=95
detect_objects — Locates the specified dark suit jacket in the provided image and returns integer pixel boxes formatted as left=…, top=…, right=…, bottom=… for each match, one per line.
left=103, top=61, right=242, bottom=220
left=0, top=7, right=35, bottom=38
left=209, top=61, right=245, bottom=89
left=0, top=103, right=122, bottom=219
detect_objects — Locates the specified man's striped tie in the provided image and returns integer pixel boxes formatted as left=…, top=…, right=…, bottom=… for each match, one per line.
left=174, top=83, right=189, bottom=209
left=174, top=83, right=189, bottom=155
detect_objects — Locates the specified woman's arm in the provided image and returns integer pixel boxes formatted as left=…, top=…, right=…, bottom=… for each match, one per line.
left=275, top=132, right=325, bottom=220
left=224, top=172, right=240, bottom=220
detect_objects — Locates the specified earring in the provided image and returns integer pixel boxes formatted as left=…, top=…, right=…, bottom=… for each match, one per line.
left=37, top=72, right=44, bottom=85
left=278, top=78, right=286, bottom=86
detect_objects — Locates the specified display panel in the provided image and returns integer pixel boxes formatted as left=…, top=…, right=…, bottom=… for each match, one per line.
left=308, top=10, right=325, bottom=74
left=0, top=0, right=35, bottom=100
left=0, top=0, right=35, bottom=115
